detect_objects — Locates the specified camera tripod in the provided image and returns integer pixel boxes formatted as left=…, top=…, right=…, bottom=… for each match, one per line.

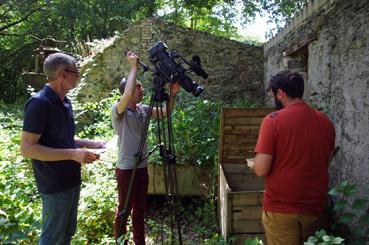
left=116, top=76, right=183, bottom=245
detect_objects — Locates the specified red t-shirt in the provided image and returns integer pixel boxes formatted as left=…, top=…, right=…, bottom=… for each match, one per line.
left=255, top=102, right=335, bottom=215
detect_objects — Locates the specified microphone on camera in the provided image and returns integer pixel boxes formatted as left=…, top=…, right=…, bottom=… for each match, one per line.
left=190, top=55, right=208, bottom=79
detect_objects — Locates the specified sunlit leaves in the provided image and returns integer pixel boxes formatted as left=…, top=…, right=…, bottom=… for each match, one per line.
left=305, top=229, right=345, bottom=245
left=0, top=104, right=41, bottom=243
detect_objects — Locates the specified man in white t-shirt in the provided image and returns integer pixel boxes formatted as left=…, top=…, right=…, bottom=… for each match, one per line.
left=111, top=51, right=180, bottom=245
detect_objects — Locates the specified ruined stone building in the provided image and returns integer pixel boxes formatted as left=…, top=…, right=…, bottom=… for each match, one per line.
left=78, top=0, right=368, bottom=200
left=77, top=19, right=264, bottom=104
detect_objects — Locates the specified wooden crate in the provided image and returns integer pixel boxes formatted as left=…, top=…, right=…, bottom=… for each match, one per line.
left=218, top=107, right=274, bottom=244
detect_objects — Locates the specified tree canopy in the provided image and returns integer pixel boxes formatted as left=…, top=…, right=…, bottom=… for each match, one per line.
left=0, top=0, right=305, bottom=103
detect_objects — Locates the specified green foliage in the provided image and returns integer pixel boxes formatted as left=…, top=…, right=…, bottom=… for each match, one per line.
left=241, top=0, right=307, bottom=38
left=146, top=196, right=222, bottom=244
left=158, top=0, right=245, bottom=40
left=0, top=103, right=40, bottom=244
left=0, top=0, right=160, bottom=103
left=244, top=237, right=264, bottom=245
left=0, top=93, right=258, bottom=243
left=327, top=181, right=369, bottom=244
left=305, top=181, right=369, bottom=245
left=74, top=90, right=120, bottom=140
left=158, top=0, right=307, bottom=41
left=203, top=233, right=235, bottom=244
left=170, top=98, right=222, bottom=166
left=155, top=91, right=258, bottom=166
left=73, top=150, right=117, bottom=244
left=147, top=94, right=257, bottom=166
left=305, top=229, right=344, bottom=245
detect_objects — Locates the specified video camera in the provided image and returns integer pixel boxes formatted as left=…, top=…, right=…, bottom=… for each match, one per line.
left=148, top=41, right=207, bottom=97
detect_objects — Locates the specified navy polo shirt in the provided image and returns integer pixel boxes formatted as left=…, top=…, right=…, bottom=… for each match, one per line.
left=23, top=84, right=81, bottom=194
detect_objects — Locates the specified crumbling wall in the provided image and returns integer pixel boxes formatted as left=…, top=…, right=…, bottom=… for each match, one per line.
left=264, top=0, right=369, bottom=199
left=76, top=19, right=264, bottom=105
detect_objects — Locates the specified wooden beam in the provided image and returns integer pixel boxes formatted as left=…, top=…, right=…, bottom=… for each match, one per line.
left=283, top=32, right=318, bottom=57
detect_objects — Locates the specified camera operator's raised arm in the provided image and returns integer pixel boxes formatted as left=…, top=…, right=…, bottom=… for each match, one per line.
left=116, top=51, right=138, bottom=115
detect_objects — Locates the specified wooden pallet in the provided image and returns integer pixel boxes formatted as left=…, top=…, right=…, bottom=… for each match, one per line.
left=218, top=107, right=274, bottom=244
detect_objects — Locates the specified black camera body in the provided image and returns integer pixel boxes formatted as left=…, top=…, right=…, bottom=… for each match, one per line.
left=148, top=41, right=207, bottom=97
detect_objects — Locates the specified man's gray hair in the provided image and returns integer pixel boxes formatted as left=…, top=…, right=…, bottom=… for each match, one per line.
left=43, top=53, right=76, bottom=81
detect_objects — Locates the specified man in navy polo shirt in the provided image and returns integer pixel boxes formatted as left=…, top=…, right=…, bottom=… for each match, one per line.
left=21, top=53, right=105, bottom=245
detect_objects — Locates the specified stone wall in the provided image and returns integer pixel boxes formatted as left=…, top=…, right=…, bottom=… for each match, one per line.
left=264, top=0, right=369, bottom=199
left=76, top=19, right=264, bottom=105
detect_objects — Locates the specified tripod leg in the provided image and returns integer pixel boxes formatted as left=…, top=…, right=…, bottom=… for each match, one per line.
left=166, top=98, right=183, bottom=245
left=159, top=98, right=183, bottom=245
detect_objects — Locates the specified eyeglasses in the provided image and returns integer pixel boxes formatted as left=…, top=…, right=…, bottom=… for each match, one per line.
left=65, top=69, right=80, bottom=76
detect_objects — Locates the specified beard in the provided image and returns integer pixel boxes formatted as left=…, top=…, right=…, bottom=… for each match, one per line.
left=274, top=97, right=284, bottom=110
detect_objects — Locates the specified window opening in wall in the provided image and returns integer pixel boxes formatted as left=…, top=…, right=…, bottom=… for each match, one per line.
left=283, top=43, right=310, bottom=97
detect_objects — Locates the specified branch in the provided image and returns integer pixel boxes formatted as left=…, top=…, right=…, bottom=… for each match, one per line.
left=0, top=32, right=29, bottom=37
left=0, top=4, right=46, bottom=33
left=0, top=41, right=37, bottom=64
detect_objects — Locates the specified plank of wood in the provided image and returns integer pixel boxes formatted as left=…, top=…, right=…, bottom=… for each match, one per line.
left=224, top=117, right=264, bottom=126
left=221, top=154, right=254, bottom=164
left=224, top=125, right=261, bottom=132
left=230, top=192, right=264, bottom=206
left=218, top=109, right=226, bottom=171
left=223, top=108, right=274, bottom=117
left=232, top=220, right=264, bottom=233
left=222, top=147, right=255, bottom=160
left=226, top=173, right=264, bottom=191
left=224, top=125, right=261, bottom=135
left=223, top=134, right=259, bottom=144
left=283, top=32, right=318, bottom=57
left=223, top=144, right=255, bottom=155
left=223, top=144, right=256, bottom=151
left=223, top=144, right=255, bottom=152
left=220, top=108, right=273, bottom=164
left=222, top=164, right=252, bottom=174
left=219, top=165, right=231, bottom=239
left=232, top=205, right=263, bottom=220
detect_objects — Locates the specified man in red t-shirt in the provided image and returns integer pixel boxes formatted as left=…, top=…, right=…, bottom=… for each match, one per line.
left=251, top=71, right=335, bottom=245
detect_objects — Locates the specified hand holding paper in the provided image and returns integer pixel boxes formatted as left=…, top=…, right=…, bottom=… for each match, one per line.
left=246, top=158, right=255, bottom=169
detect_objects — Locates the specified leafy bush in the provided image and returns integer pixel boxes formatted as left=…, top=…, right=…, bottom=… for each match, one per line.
left=148, top=94, right=257, bottom=166
left=73, top=90, right=119, bottom=140
left=73, top=150, right=117, bottom=244
left=327, top=181, right=369, bottom=244
left=203, top=233, right=234, bottom=244
left=305, top=229, right=344, bottom=245
left=0, top=104, right=41, bottom=244
left=304, top=181, right=369, bottom=245
left=171, top=98, right=222, bottom=166
left=244, top=237, right=264, bottom=245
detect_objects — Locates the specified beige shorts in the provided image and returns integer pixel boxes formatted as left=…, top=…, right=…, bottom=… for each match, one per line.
left=262, top=210, right=320, bottom=245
